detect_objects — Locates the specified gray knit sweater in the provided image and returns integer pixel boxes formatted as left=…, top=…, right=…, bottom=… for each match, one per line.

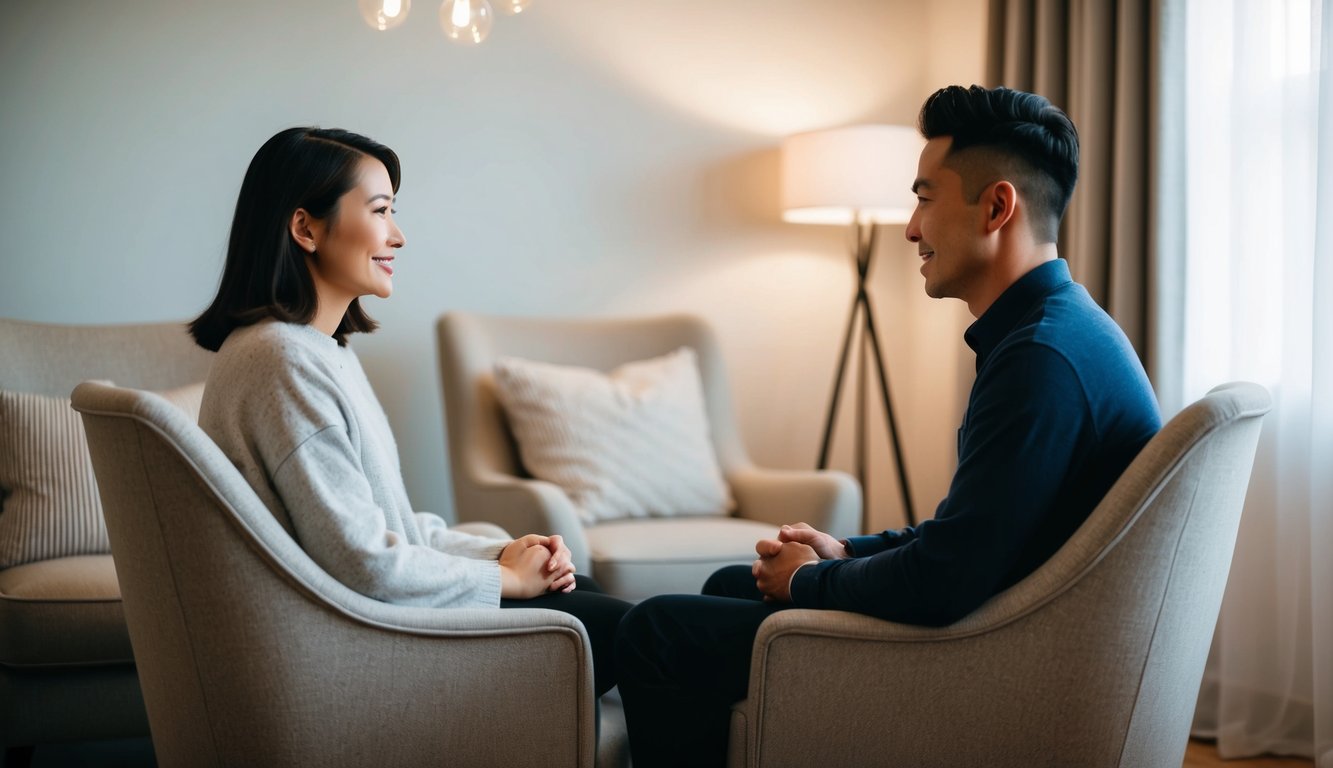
left=200, top=319, right=506, bottom=608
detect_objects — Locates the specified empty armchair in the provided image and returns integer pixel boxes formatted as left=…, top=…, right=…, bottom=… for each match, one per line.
left=72, top=381, right=599, bottom=767
left=727, top=382, right=1271, bottom=768
left=436, top=312, right=860, bottom=602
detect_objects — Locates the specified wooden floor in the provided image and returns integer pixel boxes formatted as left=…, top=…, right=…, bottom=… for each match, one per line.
left=7, top=737, right=1316, bottom=767
left=1184, top=738, right=1314, bottom=767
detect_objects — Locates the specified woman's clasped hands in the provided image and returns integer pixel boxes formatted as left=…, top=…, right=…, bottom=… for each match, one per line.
left=498, top=533, right=576, bottom=599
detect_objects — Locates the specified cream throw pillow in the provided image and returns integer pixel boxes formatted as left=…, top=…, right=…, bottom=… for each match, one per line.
left=0, top=382, right=205, bottom=568
left=493, top=348, right=734, bottom=525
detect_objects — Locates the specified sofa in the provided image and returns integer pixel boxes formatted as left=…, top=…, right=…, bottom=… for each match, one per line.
left=0, top=318, right=213, bottom=760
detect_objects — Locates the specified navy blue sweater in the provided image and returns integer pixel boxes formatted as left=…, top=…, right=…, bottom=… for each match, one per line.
left=789, top=259, right=1162, bottom=626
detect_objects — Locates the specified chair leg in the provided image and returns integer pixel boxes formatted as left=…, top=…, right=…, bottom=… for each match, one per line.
left=5, top=745, right=35, bottom=768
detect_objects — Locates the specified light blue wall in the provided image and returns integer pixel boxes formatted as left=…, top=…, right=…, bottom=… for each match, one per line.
left=0, top=0, right=983, bottom=529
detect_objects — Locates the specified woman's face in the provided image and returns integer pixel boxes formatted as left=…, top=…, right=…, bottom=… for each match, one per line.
left=305, top=155, right=404, bottom=305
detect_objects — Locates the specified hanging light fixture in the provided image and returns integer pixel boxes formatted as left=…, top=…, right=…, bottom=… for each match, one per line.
left=358, top=0, right=412, bottom=31
left=439, top=0, right=494, bottom=45
left=356, top=0, right=526, bottom=44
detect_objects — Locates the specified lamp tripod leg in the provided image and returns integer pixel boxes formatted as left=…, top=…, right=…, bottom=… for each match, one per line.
left=860, top=291, right=916, bottom=526
left=817, top=286, right=862, bottom=470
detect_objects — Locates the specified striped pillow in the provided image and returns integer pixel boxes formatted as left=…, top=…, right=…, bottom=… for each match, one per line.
left=493, top=348, right=734, bottom=525
left=0, top=390, right=107, bottom=568
left=0, top=384, right=205, bottom=568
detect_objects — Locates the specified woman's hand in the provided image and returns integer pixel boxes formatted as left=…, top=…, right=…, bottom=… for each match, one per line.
left=543, top=534, right=576, bottom=593
left=498, top=536, right=557, bottom=599
left=498, top=534, right=577, bottom=597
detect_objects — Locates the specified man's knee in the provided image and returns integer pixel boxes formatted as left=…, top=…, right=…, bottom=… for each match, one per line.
left=703, top=564, right=759, bottom=599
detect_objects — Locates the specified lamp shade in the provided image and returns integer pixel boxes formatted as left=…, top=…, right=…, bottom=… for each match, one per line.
left=781, top=124, right=923, bottom=226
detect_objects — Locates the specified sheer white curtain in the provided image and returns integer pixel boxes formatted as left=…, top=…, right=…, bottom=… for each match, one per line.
left=1161, top=0, right=1332, bottom=764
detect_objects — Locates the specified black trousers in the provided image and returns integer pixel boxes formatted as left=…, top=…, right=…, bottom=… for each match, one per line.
left=501, top=574, right=631, bottom=698
left=614, top=565, right=792, bottom=768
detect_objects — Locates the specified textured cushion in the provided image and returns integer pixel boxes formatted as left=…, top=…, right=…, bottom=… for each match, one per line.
left=0, top=383, right=205, bottom=569
left=0, top=389, right=108, bottom=568
left=493, top=348, right=734, bottom=525
left=585, top=517, right=776, bottom=600
left=0, top=554, right=132, bottom=667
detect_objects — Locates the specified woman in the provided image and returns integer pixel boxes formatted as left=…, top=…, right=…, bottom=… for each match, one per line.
left=190, top=127, right=627, bottom=696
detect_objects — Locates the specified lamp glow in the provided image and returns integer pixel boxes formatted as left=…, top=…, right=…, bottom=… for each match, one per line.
left=498, top=0, right=532, bottom=14
left=781, top=125, right=922, bottom=226
left=440, top=0, right=493, bottom=44
left=358, top=0, right=412, bottom=31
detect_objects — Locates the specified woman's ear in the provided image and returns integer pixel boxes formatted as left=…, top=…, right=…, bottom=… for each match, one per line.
left=982, top=180, right=1018, bottom=234
left=290, top=209, right=318, bottom=254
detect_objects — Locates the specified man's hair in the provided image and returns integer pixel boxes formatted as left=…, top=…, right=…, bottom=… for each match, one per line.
left=918, top=85, right=1078, bottom=243
left=190, top=127, right=401, bottom=351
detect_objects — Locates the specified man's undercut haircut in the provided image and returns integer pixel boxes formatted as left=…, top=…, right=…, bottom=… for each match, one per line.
left=918, top=85, right=1079, bottom=244
left=190, top=127, right=401, bottom=351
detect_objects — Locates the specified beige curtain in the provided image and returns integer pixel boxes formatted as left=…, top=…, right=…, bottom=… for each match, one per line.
left=985, top=0, right=1169, bottom=377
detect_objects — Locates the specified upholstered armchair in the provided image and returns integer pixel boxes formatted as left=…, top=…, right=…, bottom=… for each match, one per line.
left=0, top=319, right=213, bottom=762
left=726, top=382, right=1271, bottom=768
left=436, top=312, right=861, bottom=602
left=73, top=381, right=603, bottom=768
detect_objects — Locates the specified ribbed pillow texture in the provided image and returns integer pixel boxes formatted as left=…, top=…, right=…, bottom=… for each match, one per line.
left=493, top=348, right=734, bottom=525
left=0, top=383, right=204, bottom=568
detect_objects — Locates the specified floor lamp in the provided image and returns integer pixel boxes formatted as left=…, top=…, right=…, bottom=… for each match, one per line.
left=781, top=125, right=923, bottom=532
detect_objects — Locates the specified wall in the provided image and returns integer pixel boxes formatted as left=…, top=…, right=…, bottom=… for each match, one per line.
left=0, top=0, right=986, bottom=532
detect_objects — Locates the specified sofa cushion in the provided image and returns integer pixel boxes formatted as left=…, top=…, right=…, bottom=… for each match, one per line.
left=0, top=554, right=132, bottom=667
left=493, top=348, right=734, bottom=525
left=0, top=383, right=205, bottom=570
left=0, top=389, right=109, bottom=568
left=584, top=517, right=778, bottom=601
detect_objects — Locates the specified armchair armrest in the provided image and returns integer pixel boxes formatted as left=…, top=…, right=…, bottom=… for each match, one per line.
left=458, top=471, right=591, bottom=573
left=735, top=590, right=1104, bottom=767
left=728, top=467, right=860, bottom=539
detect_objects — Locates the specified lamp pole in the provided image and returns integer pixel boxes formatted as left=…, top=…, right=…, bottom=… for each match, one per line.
left=815, top=220, right=916, bottom=531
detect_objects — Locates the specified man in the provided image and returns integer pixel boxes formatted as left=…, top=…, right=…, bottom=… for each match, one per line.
left=613, top=85, right=1162, bottom=767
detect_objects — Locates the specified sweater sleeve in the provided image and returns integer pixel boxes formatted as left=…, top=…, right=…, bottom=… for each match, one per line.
left=272, top=427, right=504, bottom=609
left=413, top=512, right=509, bottom=560
left=790, top=343, right=1090, bottom=625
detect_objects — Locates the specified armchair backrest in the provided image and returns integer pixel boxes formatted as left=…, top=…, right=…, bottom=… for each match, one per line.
left=0, top=318, right=212, bottom=395
left=921, top=382, right=1269, bottom=764
left=737, top=382, right=1270, bottom=767
left=72, top=381, right=596, bottom=768
left=436, top=312, right=751, bottom=513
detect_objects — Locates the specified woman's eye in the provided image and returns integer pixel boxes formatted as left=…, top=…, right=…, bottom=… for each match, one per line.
left=374, top=207, right=389, bottom=216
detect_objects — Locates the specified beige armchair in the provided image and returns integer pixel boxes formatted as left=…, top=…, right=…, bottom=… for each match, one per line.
left=0, top=319, right=212, bottom=761
left=436, top=312, right=861, bottom=601
left=726, top=382, right=1271, bottom=768
left=73, top=381, right=601, bottom=767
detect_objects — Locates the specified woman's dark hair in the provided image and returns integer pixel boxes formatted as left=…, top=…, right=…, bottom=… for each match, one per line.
left=190, top=127, right=401, bottom=351
left=918, top=85, right=1078, bottom=244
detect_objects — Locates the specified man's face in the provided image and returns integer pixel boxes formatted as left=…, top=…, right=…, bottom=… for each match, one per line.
left=904, top=137, right=989, bottom=305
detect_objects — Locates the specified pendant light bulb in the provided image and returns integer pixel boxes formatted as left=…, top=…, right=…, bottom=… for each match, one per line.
left=439, top=0, right=493, bottom=45
left=358, top=0, right=411, bottom=31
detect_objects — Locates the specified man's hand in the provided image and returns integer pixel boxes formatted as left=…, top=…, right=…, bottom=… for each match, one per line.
left=751, top=539, right=819, bottom=603
left=778, top=523, right=850, bottom=560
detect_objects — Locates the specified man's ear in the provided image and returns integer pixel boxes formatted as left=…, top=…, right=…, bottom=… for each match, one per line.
left=981, top=181, right=1018, bottom=234
left=290, top=209, right=318, bottom=254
